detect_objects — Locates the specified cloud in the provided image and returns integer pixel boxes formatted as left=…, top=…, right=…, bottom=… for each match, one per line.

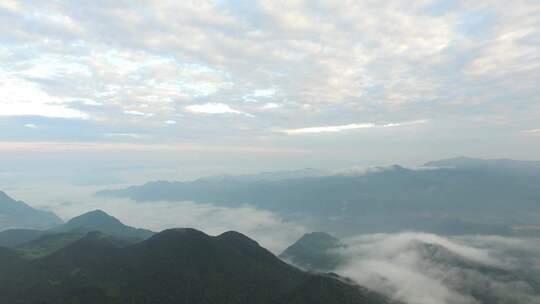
left=104, top=133, right=143, bottom=139
left=0, top=1, right=539, bottom=161
left=283, top=120, right=427, bottom=135
left=332, top=164, right=414, bottom=176
left=185, top=103, right=253, bottom=116
left=334, top=232, right=540, bottom=304
left=0, top=141, right=306, bottom=154
left=0, top=101, right=88, bottom=119
left=0, top=76, right=88, bottom=118
left=253, top=89, right=276, bottom=98
left=0, top=102, right=87, bottom=119
left=283, top=123, right=376, bottom=135
left=243, top=89, right=277, bottom=102
left=24, top=123, right=38, bottom=129
left=0, top=0, right=21, bottom=13
left=522, top=129, right=540, bottom=135
left=123, top=110, right=155, bottom=117
left=261, top=102, right=282, bottom=109
left=79, top=99, right=103, bottom=106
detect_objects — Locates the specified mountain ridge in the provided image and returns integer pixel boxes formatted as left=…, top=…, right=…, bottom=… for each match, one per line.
left=0, top=209, right=154, bottom=258
left=52, top=209, right=154, bottom=241
left=0, top=191, right=63, bottom=231
left=95, top=157, right=540, bottom=236
left=0, top=227, right=397, bottom=304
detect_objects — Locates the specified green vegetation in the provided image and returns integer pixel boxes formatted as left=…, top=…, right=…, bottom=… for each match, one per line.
left=51, top=209, right=154, bottom=241
left=0, top=229, right=396, bottom=304
left=0, top=209, right=154, bottom=259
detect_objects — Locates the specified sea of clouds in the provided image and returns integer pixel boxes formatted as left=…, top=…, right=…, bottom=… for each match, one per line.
left=335, top=233, right=540, bottom=304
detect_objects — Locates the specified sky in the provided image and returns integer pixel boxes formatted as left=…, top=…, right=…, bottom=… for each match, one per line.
left=1, top=0, right=539, bottom=188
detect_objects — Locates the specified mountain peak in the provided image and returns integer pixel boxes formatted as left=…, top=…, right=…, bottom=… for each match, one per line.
left=280, top=232, right=345, bottom=271
left=0, top=190, right=11, bottom=201
left=218, top=230, right=258, bottom=246
left=0, top=191, right=25, bottom=207
left=0, top=191, right=63, bottom=230
left=54, top=210, right=154, bottom=241
left=75, top=209, right=114, bottom=218
left=297, top=232, right=341, bottom=244
left=0, top=226, right=396, bottom=304
left=217, top=231, right=280, bottom=263
left=82, top=209, right=109, bottom=216
left=144, top=228, right=210, bottom=247
left=65, top=209, right=123, bottom=227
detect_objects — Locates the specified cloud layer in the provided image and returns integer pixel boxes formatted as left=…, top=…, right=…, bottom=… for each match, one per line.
left=283, top=120, right=427, bottom=134
left=1, top=0, right=539, bottom=181
left=336, top=233, right=540, bottom=304
left=0, top=1, right=538, bottom=143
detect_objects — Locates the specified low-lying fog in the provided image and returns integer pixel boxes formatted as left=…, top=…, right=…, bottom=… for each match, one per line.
left=337, top=233, right=540, bottom=304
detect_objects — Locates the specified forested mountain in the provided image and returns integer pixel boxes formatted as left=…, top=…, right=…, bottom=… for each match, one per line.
left=0, top=210, right=154, bottom=257
left=51, top=209, right=154, bottom=241
left=0, top=228, right=396, bottom=304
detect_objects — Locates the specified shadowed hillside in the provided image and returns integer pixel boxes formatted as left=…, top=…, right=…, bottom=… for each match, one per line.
left=0, top=228, right=396, bottom=304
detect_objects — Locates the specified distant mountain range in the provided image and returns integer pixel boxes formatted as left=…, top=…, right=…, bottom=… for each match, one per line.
left=0, top=224, right=396, bottom=304
left=51, top=209, right=154, bottom=241
left=97, top=157, right=540, bottom=236
left=0, top=191, right=62, bottom=231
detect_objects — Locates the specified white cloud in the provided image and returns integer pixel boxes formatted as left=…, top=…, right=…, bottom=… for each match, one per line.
left=104, top=133, right=143, bottom=139
left=253, top=89, right=276, bottom=97
left=79, top=99, right=103, bottom=106
left=335, top=232, right=540, bottom=304
left=0, top=0, right=538, bottom=154
left=284, top=123, right=376, bottom=135
left=19, top=56, right=92, bottom=80
left=0, top=102, right=87, bottom=119
left=262, top=102, right=282, bottom=109
left=124, top=110, right=147, bottom=116
left=333, top=165, right=401, bottom=176
left=0, top=76, right=88, bottom=118
left=185, top=103, right=252, bottom=116
left=283, top=120, right=427, bottom=135
left=164, top=120, right=177, bottom=125
left=522, top=129, right=540, bottom=134
left=24, top=123, right=38, bottom=129
left=123, top=110, right=155, bottom=117
left=382, top=120, right=428, bottom=127
left=0, top=0, right=22, bottom=13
